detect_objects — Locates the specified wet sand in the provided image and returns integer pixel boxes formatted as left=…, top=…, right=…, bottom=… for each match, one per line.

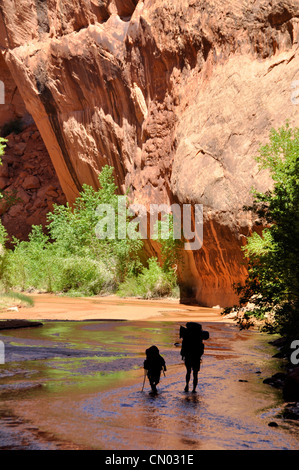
left=0, top=295, right=298, bottom=450
left=0, top=317, right=299, bottom=450
left=0, top=293, right=230, bottom=323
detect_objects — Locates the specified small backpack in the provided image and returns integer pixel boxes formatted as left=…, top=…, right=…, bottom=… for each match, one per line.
left=144, top=345, right=165, bottom=372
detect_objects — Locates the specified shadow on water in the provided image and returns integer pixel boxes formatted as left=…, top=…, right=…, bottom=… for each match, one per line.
left=0, top=320, right=299, bottom=450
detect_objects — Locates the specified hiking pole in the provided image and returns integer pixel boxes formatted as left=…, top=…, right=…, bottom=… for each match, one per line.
left=141, top=370, right=147, bottom=392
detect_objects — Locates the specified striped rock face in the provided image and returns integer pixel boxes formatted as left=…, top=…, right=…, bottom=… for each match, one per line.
left=1, top=0, right=298, bottom=306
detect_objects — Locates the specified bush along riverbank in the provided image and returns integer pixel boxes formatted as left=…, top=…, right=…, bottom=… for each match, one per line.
left=0, top=165, right=180, bottom=300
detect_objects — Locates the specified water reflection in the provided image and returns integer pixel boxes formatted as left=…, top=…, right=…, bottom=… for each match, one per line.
left=137, top=388, right=204, bottom=450
left=0, top=320, right=298, bottom=450
left=175, top=393, right=203, bottom=449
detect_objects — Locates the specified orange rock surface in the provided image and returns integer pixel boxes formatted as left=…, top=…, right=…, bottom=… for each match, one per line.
left=0, top=0, right=299, bottom=306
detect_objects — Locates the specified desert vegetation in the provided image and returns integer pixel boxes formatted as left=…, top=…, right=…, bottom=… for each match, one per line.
left=0, top=162, right=179, bottom=299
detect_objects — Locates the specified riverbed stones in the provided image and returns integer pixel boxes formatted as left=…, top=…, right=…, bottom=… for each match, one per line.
left=263, top=365, right=299, bottom=420
left=283, top=402, right=299, bottom=420
left=263, top=372, right=287, bottom=389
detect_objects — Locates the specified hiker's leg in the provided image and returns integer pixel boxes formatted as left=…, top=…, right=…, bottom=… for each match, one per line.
left=192, top=369, right=199, bottom=392
left=185, top=365, right=191, bottom=392
left=155, top=372, right=161, bottom=386
left=147, top=373, right=154, bottom=392
left=149, top=373, right=159, bottom=393
left=149, top=377, right=156, bottom=392
left=151, top=382, right=157, bottom=394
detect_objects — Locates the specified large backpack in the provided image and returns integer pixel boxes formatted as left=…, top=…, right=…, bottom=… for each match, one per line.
left=180, top=322, right=209, bottom=359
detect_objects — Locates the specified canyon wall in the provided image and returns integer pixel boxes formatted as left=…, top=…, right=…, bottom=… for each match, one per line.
left=0, top=54, right=27, bottom=128
left=0, top=51, right=66, bottom=241
left=0, top=0, right=299, bottom=306
left=0, top=123, right=66, bottom=242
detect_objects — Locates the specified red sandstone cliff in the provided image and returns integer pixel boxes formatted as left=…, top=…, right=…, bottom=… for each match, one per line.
left=0, top=0, right=298, bottom=306
left=0, top=34, right=66, bottom=241
left=0, top=123, right=66, bottom=241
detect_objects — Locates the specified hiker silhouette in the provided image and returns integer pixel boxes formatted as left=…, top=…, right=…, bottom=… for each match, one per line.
left=143, top=345, right=166, bottom=394
left=180, top=322, right=209, bottom=393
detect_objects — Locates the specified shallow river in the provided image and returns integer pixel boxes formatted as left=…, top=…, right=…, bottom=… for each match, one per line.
left=0, top=319, right=298, bottom=450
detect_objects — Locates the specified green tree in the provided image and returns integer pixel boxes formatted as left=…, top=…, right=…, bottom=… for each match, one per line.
left=47, top=165, right=143, bottom=282
left=0, top=137, right=7, bottom=200
left=0, top=136, right=6, bottom=160
left=4, top=165, right=144, bottom=295
left=237, top=123, right=299, bottom=338
left=2, top=164, right=179, bottom=299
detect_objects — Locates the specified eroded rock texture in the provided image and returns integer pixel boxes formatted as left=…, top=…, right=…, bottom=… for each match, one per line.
left=0, top=51, right=66, bottom=242
left=0, top=123, right=66, bottom=242
left=0, top=0, right=299, bottom=306
left=0, top=54, right=27, bottom=127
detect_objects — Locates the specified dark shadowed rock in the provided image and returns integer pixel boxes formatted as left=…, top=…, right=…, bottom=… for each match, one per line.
left=283, top=367, right=299, bottom=402
left=0, top=320, right=43, bottom=330
left=263, top=372, right=287, bottom=388
left=283, top=402, right=299, bottom=420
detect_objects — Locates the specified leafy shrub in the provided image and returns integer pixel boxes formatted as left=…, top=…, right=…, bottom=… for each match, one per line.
left=54, top=257, right=115, bottom=295
left=46, top=165, right=143, bottom=283
left=0, top=291, right=34, bottom=308
left=117, top=257, right=178, bottom=299
left=1, top=165, right=180, bottom=298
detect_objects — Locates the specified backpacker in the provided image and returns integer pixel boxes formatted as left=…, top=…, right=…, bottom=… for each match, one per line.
left=143, top=345, right=167, bottom=394
left=180, top=322, right=209, bottom=360
left=144, top=345, right=166, bottom=374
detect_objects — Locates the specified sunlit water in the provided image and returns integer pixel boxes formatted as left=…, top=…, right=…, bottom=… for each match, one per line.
left=0, top=320, right=298, bottom=450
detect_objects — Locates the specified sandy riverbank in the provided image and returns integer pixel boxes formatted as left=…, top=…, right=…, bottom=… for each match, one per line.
left=0, top=293, right=231, bottom=323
